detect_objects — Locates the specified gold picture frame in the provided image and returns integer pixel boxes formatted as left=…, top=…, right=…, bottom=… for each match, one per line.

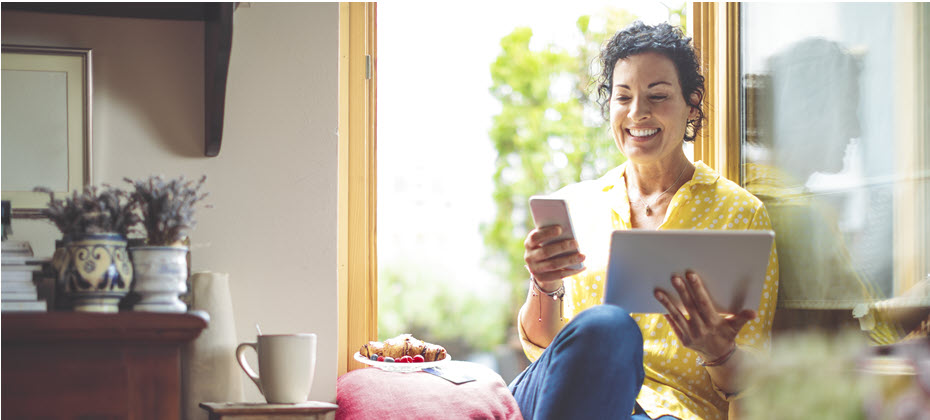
left=1, top=45, right=92, bottom=218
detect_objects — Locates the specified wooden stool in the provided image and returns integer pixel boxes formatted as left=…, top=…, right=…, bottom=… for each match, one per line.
left=199, top=402, right=338, bottom=420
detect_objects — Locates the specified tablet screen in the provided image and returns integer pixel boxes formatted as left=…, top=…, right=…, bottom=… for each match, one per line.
left=604, top=230, right=774, bottom=314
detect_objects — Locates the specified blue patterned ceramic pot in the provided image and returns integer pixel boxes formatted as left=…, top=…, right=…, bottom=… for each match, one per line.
left=60, top=233, right=133, bottom=312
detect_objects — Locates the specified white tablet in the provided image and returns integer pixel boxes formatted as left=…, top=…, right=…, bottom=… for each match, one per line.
left=604, top=230, right=774, bottom=314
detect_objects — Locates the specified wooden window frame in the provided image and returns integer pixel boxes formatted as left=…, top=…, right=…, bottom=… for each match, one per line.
left=891, top=3, right=930, bottom=293
left=338, top=2, right=377, bottom=374
left=692, top=2, right=740, bottom=183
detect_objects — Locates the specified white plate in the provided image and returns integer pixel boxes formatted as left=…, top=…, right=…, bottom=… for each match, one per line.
left=353, top=351, right=451, bottom=373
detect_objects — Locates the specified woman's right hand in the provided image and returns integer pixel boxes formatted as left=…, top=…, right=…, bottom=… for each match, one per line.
left=523, top=226, right=586, bottom=290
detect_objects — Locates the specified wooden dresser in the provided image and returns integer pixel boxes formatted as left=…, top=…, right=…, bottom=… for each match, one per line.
left=1, top=312, right=207, bottom=419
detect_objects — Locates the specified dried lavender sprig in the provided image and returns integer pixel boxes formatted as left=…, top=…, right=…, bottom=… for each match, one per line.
left=34, top=185, right=140, bottom=239
left=124, top=175, right=208, bottom=246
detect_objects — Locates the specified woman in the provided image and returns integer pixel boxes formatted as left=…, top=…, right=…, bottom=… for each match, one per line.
left=508, top=21, right=779, bottom=419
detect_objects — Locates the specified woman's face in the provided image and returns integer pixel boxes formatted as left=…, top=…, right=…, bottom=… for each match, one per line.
left=609, top=52, right=697, bottom=165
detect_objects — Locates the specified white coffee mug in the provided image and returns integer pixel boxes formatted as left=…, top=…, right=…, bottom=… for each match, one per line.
left=236, top=333, right=317, bottom=404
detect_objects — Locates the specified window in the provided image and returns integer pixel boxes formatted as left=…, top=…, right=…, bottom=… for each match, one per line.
left=738, top=3, right=930, bottom=335
left=343, top=2, right=929, bottom=373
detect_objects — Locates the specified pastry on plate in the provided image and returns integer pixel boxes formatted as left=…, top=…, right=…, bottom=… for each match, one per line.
left=359, top=334, right=447, bottom=362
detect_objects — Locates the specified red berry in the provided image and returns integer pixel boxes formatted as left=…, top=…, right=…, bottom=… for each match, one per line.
left=412, top=355, right=425, bottom=363
left=401, top=355, right=413, bottom=363
left=377, top=356, right=385, bottom=362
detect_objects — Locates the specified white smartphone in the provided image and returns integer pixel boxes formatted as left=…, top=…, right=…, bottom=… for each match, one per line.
left=528, top=196, right=584, bottom=270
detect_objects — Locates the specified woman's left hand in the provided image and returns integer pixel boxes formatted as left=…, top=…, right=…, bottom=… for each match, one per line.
left=654, top=271, right=756, bottom=362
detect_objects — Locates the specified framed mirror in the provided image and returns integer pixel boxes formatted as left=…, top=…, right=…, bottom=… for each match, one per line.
left=1, top=45, right=92, bottom=218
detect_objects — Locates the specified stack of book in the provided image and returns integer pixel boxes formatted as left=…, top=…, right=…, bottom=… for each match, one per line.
left=2, top=240, right=48, bottom=312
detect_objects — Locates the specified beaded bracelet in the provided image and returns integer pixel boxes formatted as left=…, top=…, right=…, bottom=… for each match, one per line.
left=529, top=277, right=564, bottom=322
left=696, top=344, right=738, bottom=367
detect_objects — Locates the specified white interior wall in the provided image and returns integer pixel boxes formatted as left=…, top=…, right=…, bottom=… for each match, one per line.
left=1, top=3, right=339, bottom=404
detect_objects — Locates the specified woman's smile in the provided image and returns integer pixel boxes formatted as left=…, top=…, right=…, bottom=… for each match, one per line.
left=627, top=127, right=660, bottom=139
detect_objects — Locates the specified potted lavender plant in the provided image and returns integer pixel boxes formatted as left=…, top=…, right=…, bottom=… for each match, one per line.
left=124, top=175, right=208, bottom=312
left=37, top=185, right=139, bottom=312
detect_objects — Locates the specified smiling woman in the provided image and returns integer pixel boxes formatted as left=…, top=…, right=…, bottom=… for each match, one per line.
left=512, top=21, right=778, bottom=420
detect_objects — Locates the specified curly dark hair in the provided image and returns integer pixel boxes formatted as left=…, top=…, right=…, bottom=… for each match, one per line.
left=595, top=21, right=705, bottom=142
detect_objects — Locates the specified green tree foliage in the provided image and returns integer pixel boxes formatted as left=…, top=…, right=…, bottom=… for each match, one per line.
left=483, top=9, right=639, bottom=313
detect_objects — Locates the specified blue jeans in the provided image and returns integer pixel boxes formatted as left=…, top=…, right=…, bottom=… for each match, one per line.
left=509, top=305, right=679, bottom=420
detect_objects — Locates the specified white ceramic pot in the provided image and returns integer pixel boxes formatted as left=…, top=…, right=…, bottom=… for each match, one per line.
left=129, top=246, right=189, bottom=313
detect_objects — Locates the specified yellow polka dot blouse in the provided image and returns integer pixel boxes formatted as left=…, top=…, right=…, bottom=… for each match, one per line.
left=518, top=161, right=779, bottom=420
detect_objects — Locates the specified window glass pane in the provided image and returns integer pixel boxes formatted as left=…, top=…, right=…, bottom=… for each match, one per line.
left=740, top=4, right=930, bottom=325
